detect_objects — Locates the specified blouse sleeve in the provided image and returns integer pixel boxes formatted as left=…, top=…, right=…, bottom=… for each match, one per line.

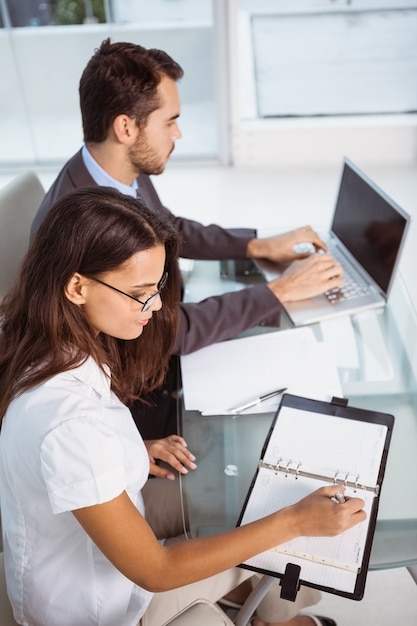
left=40, top=416, right=126, bottom=514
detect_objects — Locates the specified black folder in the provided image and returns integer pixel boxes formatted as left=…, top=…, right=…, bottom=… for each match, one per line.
left=237, top=393, right=394, bottom=601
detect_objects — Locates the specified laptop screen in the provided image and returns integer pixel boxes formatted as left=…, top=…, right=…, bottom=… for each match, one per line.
left=332, top=159, right=409, bottom=295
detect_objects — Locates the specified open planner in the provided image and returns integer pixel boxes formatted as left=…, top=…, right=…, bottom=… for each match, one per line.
left=237, top=394, right=394, bottom=601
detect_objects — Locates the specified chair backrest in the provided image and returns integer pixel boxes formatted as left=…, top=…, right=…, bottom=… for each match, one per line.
left=0, top=553, right=19, bottom=626
left=161, top=598, right=235, bottom=626
left=0, top=171, right=44, bottom=300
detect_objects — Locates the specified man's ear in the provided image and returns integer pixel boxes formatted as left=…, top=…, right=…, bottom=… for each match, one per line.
left=113, top=114, right=138, bottom=145
left=65, top=273, right=89, bottom=306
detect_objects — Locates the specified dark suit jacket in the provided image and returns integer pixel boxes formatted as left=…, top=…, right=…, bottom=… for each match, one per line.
left=31, top=149, right=282, bottom=355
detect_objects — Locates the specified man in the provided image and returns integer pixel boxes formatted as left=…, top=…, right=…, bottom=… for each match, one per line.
left=31, top=39, right=343, bottom=438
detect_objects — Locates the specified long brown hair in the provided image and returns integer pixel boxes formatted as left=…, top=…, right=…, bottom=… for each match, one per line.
left=0, top=187, right=181, bottom=422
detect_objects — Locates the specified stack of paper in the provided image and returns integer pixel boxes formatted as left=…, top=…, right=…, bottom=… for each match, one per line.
left=181, top=327, right=342, bottom=416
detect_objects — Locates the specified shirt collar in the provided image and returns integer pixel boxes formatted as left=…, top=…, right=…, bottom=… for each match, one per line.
left=81, top=144, right=138, bottom=198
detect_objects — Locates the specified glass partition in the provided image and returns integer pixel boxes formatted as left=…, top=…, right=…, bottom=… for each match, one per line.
left=0, top=0, right=219, bottom=166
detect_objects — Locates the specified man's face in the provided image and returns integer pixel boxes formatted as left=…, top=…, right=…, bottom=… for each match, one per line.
left=129, top=76, right=182, bottom=176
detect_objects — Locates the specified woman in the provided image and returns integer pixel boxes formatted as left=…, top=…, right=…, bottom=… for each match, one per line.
left=0, top=188, right=365, bottom=626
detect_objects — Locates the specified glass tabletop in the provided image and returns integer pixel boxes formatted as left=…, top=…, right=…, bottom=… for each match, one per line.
left=179, top=262, right=417, bottom=570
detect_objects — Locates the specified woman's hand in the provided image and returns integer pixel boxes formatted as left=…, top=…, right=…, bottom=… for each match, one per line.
left=144, top=435, right=197, bottom=480
left=289, top=486, right=366, bottom=538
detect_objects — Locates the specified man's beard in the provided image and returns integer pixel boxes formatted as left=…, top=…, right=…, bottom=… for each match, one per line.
left=128, top=134, right=174, bottom=176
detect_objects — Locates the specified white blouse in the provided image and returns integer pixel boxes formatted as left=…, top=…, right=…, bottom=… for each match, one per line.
left=0, top=357, right=152, bottom=626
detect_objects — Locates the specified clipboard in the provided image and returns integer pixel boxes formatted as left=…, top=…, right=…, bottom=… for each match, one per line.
left=236, top=393, right=394, bottom=601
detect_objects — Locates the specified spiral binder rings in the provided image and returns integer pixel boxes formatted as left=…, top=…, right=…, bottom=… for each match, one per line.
left=237, top=394, right=394, bottom=601
left=257, top=461, right=379, bottom=497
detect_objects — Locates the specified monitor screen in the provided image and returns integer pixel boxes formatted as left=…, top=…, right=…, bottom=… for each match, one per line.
left=332, top=160, right=409, bottom=295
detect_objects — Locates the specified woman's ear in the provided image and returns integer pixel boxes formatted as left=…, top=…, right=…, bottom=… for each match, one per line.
left=65, top=273, right=88, bottom=306
left=113, top=114, right=138, bottom=145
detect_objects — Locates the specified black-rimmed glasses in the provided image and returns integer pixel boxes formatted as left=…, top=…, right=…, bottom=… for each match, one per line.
left=89, top=272, right=168, bottom=312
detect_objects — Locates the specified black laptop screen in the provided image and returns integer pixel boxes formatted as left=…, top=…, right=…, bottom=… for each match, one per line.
left=332, top=160, right=409, bottom=295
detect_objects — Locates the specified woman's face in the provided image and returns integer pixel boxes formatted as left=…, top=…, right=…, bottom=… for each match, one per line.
left=80, top=245, right=166, bottom=340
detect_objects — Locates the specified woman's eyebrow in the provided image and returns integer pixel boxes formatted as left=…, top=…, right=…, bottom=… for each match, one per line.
left=130, top=272, right=165, bottom=289
left=131, top=282, right=156, bottom=288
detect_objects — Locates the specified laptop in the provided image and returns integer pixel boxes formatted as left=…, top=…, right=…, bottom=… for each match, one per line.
left=255, top=157, right=410, bottom=326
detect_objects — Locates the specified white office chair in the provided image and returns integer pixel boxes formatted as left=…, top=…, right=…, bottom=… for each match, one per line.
left=0, top=171, right=44, bottom=300
left=160, top=576, right=275, bottom=626
left=0, top=553, right=19, bottom=626
left=161, top=598, right=235, bottom=625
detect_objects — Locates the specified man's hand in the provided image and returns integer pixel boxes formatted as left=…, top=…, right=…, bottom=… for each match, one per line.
left=144, top=435, right=197, bottom=480
left=268, top=253, right=344, bottom=303
left=247, top=225, right=327, bottom=263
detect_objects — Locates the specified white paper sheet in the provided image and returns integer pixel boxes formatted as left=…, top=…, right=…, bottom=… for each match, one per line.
left=181, top=327, right=342, bottom=415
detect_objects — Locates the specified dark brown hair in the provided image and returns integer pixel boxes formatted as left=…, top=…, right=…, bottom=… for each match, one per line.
left=80, top=38, right=184, bottom=142
left=0, top=187, right=181, bottom=422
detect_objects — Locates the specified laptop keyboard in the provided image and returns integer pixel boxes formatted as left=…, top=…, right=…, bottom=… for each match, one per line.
left=325, top=242, right=371, bottom=303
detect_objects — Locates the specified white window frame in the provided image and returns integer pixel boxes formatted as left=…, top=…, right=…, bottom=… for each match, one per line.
left=225, top=0, right=417, bottom=166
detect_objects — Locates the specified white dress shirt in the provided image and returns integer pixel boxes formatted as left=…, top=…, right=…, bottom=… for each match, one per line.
left=0, top=357, right=152, bottom=626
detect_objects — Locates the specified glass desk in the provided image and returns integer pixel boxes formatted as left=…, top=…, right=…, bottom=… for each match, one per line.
left=179, top=260, right=417, bottom=576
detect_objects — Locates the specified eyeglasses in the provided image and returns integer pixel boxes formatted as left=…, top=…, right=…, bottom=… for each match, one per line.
left=89, top=272, right=168, bottom=312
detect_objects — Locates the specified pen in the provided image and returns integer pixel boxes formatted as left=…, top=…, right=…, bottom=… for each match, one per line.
left=231, top=387, right=287, bottom=416
left=332, top=492, right=346, bottom=504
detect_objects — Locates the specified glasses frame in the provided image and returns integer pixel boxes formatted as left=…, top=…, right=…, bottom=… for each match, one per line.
left=88, top=272, right=168, bottom=312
